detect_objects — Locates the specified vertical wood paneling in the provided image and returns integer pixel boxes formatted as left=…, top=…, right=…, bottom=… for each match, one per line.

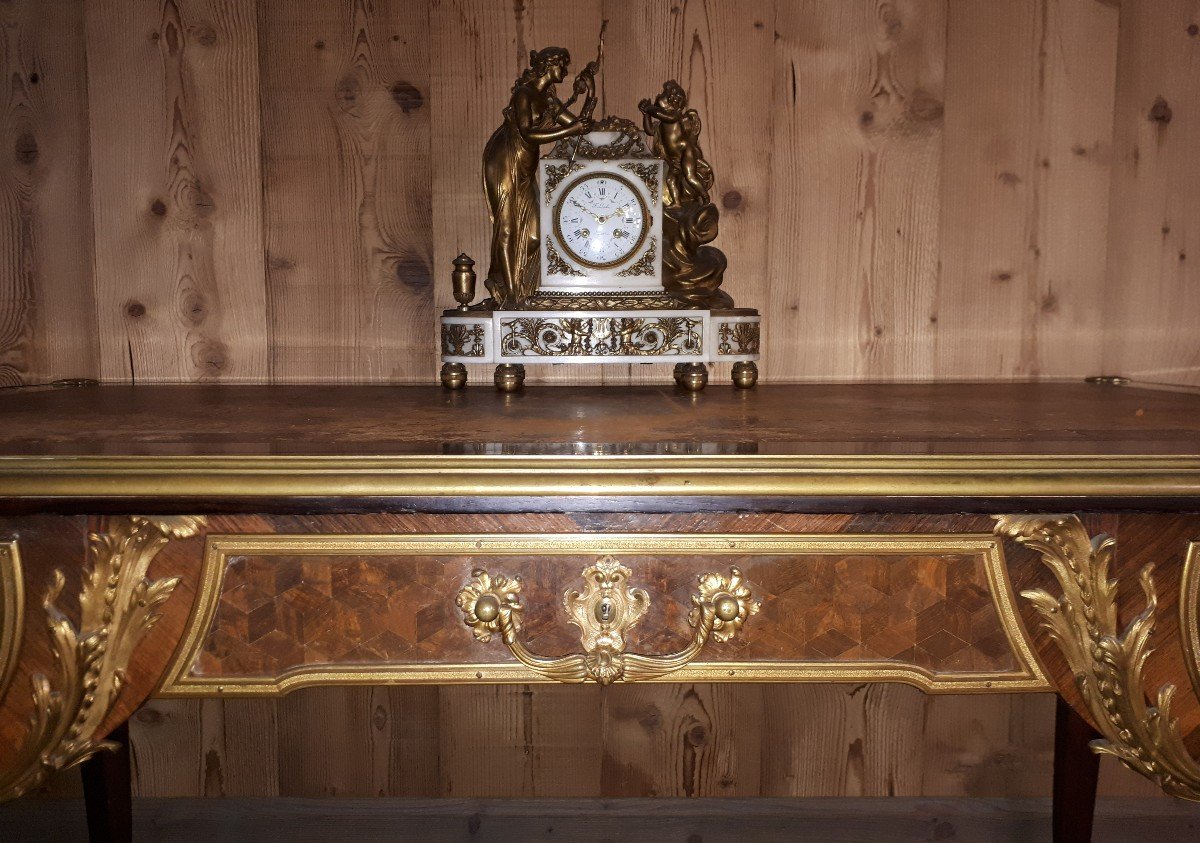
left=767, top=0, right=946, bottom=381
left=129, top=698, right=202, bottom=797
left=197, top=699, right=279, bottom=797
left=439, top=685, right=603, bottom=797
left=85, top=0, right=268, bottom=383
left=0, top=0, right=96, bottom=387
left=277, top=686, right=376, bottom=796
left=936, top=0, right=1117, bottom=380
left=760, top=683, right=927, bottom=796
left=377, top=686, right=442, bottom=795
left=259, top=0, right=432, bottom=383
left=920, top=694, right=1054, bottom=796
left=601, top=684, right=763, bottom=797
left=1102, top=0, right=1200, bottom=387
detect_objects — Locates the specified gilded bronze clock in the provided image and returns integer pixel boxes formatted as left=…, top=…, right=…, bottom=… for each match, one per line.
left=438, top=46, right=761, bottom=393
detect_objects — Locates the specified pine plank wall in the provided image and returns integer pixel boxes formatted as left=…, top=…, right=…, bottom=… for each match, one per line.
left=1, top=0, right=1197, bottom=800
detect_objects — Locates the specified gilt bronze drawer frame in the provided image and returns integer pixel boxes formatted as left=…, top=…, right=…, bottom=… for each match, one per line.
left=159, top=532, right=1049, bottom=696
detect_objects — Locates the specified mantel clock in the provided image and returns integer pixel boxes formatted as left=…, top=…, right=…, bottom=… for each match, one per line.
left=438, top=34, right=761, bottom=391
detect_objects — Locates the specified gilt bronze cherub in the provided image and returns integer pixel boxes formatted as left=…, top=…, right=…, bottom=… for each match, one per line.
left=640, top=81, right=731, bottom=308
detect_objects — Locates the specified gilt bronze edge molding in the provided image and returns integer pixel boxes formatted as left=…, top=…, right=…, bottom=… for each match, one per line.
left=0, top=516, right=204, bottom=803
left=1181, top=543, right=1200, bottom=703
left=156, top=662, right=1051, bottom=697
left=0, top=541, right=23, bottom=705
left=158, top=532, right=1047, bottom=696
left=2, top=454, right=1200, bottom=499
left=996, top=514, right=1200, bottom=802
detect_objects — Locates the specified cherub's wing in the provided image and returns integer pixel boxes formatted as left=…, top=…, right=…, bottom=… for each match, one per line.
left=682, top=108, right=703, bottom=140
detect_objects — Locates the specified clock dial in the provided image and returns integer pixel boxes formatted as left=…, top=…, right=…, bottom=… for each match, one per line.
left=553, top=173, right=648, bottom=269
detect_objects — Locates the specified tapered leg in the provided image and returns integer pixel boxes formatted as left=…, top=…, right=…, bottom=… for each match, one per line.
left=81, top=721, right=132, bottom=843
left=1053, top=696, right=1100, bottom=843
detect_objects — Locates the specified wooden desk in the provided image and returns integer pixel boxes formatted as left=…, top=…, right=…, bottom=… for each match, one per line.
left=1, top=382, right=1199, bottom=834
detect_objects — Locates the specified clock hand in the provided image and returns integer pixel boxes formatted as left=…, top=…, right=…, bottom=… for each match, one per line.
left=570, top=198, right=600, bottom=220
left=601, top=205, right=632, bottom=224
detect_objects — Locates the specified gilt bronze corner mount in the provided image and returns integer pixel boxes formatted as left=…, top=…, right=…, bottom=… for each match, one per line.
left=0, top=516, right=205, bottom=803
left=995, top=514, right=1200, bottom=801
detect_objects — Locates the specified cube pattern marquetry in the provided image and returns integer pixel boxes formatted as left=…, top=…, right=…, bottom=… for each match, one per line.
left=192, top=548, right=1019, bottom=679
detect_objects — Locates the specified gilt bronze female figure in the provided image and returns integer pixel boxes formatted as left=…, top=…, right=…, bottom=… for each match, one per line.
left=483, top=47, right=597, bottom=306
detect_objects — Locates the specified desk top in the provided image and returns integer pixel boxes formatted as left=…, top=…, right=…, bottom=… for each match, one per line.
left=3, top=381, right=1198, bottom=456
left=1, top=382, right=1198, bottom=509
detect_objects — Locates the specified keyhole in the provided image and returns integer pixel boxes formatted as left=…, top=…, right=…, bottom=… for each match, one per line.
left=596, top=596, right=615, bottom=624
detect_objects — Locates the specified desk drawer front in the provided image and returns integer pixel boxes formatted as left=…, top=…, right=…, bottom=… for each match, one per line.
left=160, top=515, right=1046, bottom=695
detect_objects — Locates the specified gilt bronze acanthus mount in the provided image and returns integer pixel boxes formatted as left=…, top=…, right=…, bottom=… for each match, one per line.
left=0, top=516, right=204, bottom=803
left=995, top=514, right=1200, bottom=801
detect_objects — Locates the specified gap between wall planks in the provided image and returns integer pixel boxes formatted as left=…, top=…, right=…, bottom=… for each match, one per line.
left=2, top=0, right=1195, bottom=386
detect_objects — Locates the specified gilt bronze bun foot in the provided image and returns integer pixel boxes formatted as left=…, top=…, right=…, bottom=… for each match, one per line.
left=731, top=361, right=758, bottom=389
left=441, top=363, right=468, bottom=390
left=494, top=364, right=526, bottom=392
left=676, top=363, right=708, bottom=392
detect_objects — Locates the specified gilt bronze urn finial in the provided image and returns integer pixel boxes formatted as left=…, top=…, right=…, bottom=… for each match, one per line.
left=451, top=254, right=476, bottom=311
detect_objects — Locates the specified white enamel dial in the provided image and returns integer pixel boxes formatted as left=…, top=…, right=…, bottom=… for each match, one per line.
left=554, top=173, right=648, bottom=269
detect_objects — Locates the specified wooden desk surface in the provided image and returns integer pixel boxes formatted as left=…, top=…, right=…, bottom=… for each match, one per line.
left=1, top=382, right=1198, bottom=510
left=1, top=381, right=1197, bottom=456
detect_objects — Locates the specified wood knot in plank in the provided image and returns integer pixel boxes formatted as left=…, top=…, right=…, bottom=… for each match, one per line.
left=14, top=132, right=38, bottom=165
left=1149, top=96, right=1173, bottom=125
left=905, top=89, right=944, bottom=125
left=391, top=80, right=424, bottom=113
left=391, top=251, right=432, bottom=292
left=192, top=24, right=217, bottom=46
left=191, top=339, right=228, bottom=377
left=336, top=74, right=361, bottom=112
left=181, top=291, right=207, bottom=327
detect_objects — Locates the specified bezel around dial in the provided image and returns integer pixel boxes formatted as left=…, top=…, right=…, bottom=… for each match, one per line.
left=552, top=172, right=650, bottom=270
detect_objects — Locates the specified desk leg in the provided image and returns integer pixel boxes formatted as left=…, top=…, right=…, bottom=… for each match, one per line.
left=1053, top=695, right=1100, bottom=843
left=80, top=722, right=133, bottom=843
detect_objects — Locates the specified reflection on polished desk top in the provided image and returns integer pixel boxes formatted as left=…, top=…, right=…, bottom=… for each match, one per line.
left=1, top=381, right=1198, bottom=509
left=2, top=381, right=1199, bottom=455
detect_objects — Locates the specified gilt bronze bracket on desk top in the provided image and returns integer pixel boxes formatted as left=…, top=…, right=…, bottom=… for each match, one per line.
left=3, top=381, right=1200, bottom=803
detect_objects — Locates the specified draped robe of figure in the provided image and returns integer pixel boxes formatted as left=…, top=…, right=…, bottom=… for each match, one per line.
left=482, top=95, right=549, bottom=306
left=482, top=51, right=591, bottom=308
